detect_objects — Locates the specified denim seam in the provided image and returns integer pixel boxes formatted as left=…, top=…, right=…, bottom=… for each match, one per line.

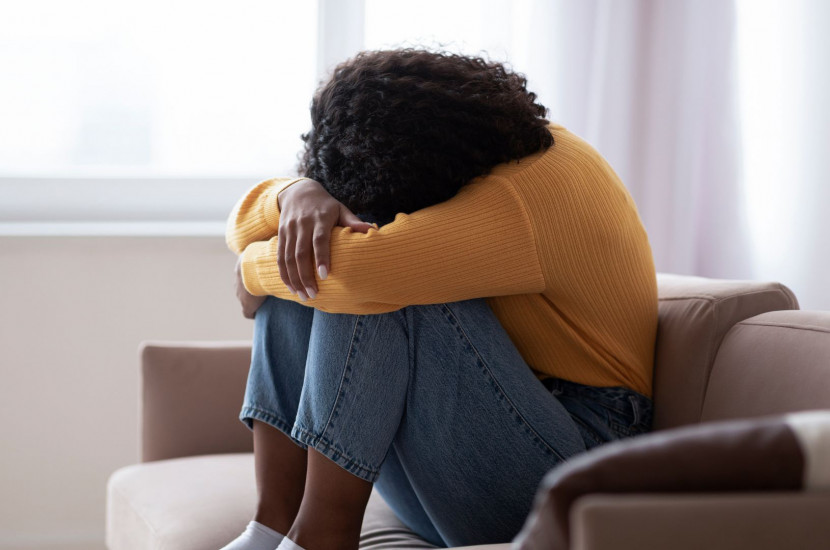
left=240, top=405, right=296, bottom=432
left=441, top=303, right=567, bottom=462
left=240, top=405, right=309, bottom=448
left=319, top=315, right=362, bottom=438
left=291, top=424, right=380, bottom=483
left=404, top=307, right=415, bottom=417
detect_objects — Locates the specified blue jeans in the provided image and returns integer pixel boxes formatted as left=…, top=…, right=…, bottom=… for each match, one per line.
left=240, top=296, right=652, bottom=547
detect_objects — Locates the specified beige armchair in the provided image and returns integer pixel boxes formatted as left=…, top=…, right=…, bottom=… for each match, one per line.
left=106, top=274, right=830, bottom=550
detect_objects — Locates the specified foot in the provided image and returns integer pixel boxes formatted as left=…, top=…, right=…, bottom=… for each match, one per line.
left=275, top=537, right=306, bottom=550
left=219, top=520, right=284, bottom=550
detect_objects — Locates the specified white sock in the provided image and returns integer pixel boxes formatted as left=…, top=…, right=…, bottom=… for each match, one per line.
left=275, top=536, right=306, bottom=550
left=220, top=520, right=284, bottom=550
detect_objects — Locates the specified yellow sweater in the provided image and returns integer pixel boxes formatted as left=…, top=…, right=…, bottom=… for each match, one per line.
left=227, top=124, right=658, bottom=396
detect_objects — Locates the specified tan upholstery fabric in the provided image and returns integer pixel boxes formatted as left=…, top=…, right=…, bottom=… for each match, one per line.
left=106, top=454, right=256, bottom=550
left=514, top=415, right=807, bottom=550
left=106, top=453, right=505, bottom=550
left=653, top=274, right=798, bottom=429
left=141, top=341, right=253, bottom=461
left=569, top=493, right=830, bottom=550
left=701, top=310, right=830, bottom=422
left=360, top=490, right=438, bottom=549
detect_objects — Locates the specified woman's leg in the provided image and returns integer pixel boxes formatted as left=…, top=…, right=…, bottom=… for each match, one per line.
left=375, top=299, right=650, bottom=546
left=285, top=298, right=589, bottom=548
left=233, top=296, right=650, bottom=549
left=288, top=447, right=374, bottom=549
left=285, top=309, right=412, bottom=549
left=237, top=296, right=315, bottom=536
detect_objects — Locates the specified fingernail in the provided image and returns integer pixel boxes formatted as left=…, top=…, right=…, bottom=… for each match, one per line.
left=317, top=265, right=328, bottom=280
left=297, top=291, right=307, bottom=302
left=305, top=287, right=317, bottom=299
left=286, top=285, right=296, bottom=294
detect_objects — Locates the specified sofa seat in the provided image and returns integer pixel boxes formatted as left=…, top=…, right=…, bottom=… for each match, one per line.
left=106, top=453, right=507, bottom=550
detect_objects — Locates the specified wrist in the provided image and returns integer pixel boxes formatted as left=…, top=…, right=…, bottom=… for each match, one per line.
left=278, top=177, right=317, bottom=211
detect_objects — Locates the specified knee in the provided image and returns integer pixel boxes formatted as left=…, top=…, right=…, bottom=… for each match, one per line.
left=253, top=295, right=282, bottom=325
left=257, top=295, right=280, bottom=313
left=254, top=295, right=314, bottom=336
left=308, top=308, right=409, bottom=354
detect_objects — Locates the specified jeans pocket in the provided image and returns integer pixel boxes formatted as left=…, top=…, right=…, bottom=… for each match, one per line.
left=625, top=393, right=654, bottom=436
left=547, top=377, right=653, bottom=444
left=600, top=392, right=653, bottom=439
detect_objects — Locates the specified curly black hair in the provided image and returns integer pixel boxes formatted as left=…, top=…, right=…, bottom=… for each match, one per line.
left=298, top=49, right=553, bottom=225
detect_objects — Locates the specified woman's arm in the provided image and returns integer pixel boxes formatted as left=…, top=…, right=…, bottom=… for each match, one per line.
left=225, top=177, right=304, bottom=255
left=227, top=177, right=374, bottom=301
left=238, top=174, right=546, bottom=314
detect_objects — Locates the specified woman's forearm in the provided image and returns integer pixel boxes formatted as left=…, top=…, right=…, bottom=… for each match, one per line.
left=237, top=174, right=545, bottom=314
left=226, top=177, right=305, bottom=255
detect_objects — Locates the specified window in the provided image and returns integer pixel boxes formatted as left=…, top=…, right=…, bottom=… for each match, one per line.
left=0, top=0, right=318, bottom=233
left=0, top=0, right=318, bottom=177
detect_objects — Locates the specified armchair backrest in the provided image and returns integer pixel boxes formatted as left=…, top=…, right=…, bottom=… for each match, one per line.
left=701, top=310, right=830, bottom=422
left=653, top=274, right=798, bottom=430
left=141, top=341, right=254, bottom=462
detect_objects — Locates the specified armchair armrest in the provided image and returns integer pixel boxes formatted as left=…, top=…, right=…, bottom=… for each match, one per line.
left=140, top=341, right=253, bottom=462
left=571, top=492, right=830, bottom=550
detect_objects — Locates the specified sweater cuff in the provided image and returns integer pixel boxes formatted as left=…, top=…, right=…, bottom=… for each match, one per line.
left=240, top=240, right=279, bottom=296
left=262, top=177, right=309, bottom=230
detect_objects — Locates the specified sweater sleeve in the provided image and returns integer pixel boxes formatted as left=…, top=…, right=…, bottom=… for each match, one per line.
left=225, top=177, right=307, bottom=255
left=239, top=175, right=546, bottom=314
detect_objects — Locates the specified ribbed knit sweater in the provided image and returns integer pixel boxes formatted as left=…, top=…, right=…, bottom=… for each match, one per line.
left=227, top=124, right=658, bottom=396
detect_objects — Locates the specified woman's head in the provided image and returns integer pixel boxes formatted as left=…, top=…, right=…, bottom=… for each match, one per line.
left=299, top=49, right=552, bottom=224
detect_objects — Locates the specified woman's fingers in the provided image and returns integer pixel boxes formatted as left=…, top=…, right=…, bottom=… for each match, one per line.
left=274, top=179, right=374, bottom=301
left=312, top=224, right=331, bottom=282
left=281, top=223, right=308, bottom=301
left=276, top=230, right=295, bottom=294
left=294, top=219, right=318, bottom=298
left=338, top=205, right=374, bottom=233
left=279, top=216, right=330, bottom=302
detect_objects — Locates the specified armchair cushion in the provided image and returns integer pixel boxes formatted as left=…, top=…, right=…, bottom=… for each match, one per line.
left=513, top=411, right=830, bottom=550
left=106, top=453, right=473, bottom=550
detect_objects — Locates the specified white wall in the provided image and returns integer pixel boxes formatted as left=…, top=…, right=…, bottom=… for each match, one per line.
left=0, top=236, right=252, bottom=550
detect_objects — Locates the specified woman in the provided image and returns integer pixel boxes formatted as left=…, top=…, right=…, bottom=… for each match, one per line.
left=224, top=49, right=657, bottom=550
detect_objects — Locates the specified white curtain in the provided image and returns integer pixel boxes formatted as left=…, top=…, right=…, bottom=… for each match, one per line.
left=350, top=0, right=829, bottom=308
left=513, top=0, right=751, bottom=280
left=735, top=0, right=830, bottom=310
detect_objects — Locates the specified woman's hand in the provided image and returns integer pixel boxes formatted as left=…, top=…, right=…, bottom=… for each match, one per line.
left=277, top=178, right=374, bottom=300
left=235, top=256, right=266, bottom=319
